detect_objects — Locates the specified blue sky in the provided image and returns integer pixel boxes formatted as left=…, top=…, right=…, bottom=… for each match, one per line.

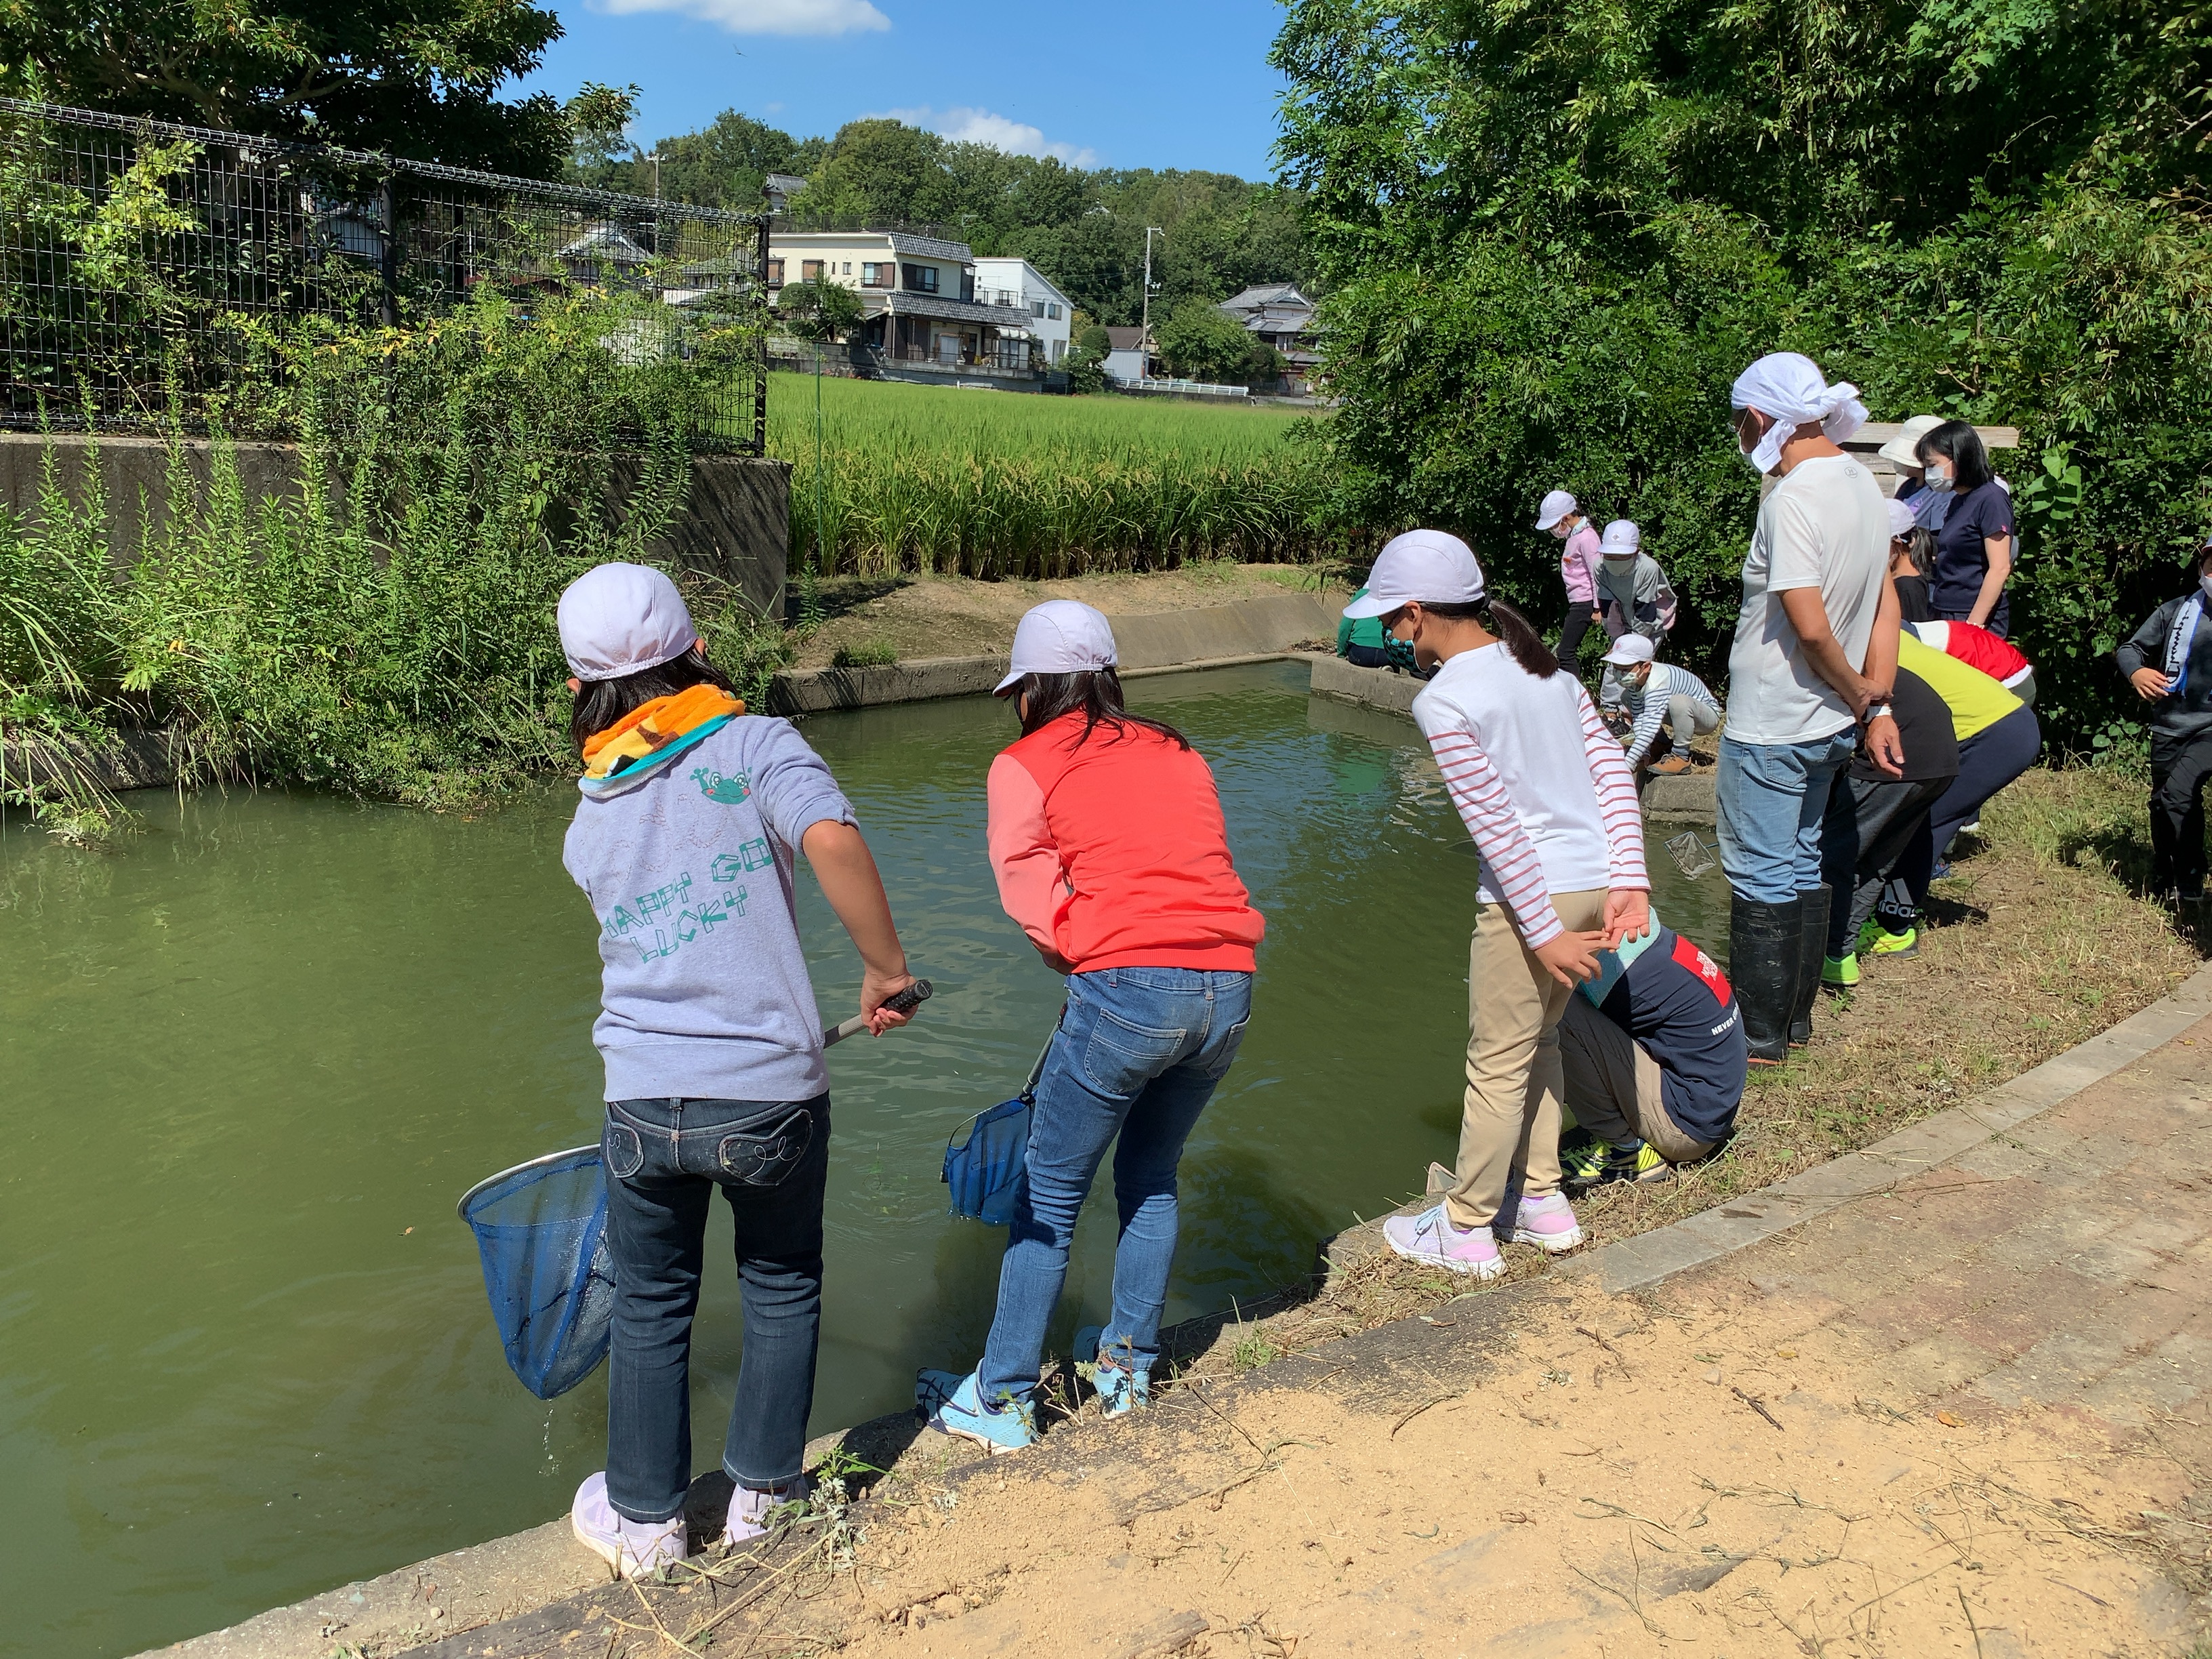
left=517, top=0, right=1292, bottom=179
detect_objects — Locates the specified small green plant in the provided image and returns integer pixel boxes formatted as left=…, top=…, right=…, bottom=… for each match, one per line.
left=831, top=640, right=899, bottom=669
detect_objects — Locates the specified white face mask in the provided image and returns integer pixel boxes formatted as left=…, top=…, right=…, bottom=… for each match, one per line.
left=1925, top=460, right=1955, bottom=489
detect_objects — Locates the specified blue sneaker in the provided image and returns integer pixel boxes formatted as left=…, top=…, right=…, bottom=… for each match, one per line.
left=1073, top=1325, right=1151, bottom=1415
left=917, top=1369, right=1036, bottom=1455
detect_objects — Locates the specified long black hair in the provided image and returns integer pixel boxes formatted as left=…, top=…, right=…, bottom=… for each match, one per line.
left=1412, top=595, right=1561, bottom=679
left=1915, top=421, right=1993, bottom=492
left=569, top=646, right=737, bottom=756
left=1012, top=668, right=1191, bottom=750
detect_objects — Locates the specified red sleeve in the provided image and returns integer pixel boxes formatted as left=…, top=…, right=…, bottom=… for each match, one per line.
left=986, top=752, right=1068, bottom=955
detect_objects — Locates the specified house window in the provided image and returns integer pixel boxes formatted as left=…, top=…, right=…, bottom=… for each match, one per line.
left=1047, top=302, right=1061, bottom=320
left=1031, top=300, right=1046, bottom=317
left=901, top=263, right=939, bottom=293
left=861, top=262, right=890, bottom=287
left=765, top=258, right=785, bottom=287
left=802, top=260, right=824, bottom=281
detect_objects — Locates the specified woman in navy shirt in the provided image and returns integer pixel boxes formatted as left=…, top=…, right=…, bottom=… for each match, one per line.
left=1917, top=420, right=2016, bottom=638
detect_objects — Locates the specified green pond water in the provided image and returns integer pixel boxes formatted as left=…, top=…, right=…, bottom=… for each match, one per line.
left=0, top=661, right=1722, bottom=1657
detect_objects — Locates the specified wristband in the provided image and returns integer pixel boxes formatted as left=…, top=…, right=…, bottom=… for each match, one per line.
left=1863, top=702, right=1894, bottom=723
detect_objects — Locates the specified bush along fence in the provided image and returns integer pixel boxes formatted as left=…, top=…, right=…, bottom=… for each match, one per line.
left=0, top=100, right=785, bottom=840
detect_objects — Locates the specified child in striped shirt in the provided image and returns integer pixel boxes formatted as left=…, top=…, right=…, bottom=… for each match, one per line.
left=1346, top=531, right=1651, bottom=1281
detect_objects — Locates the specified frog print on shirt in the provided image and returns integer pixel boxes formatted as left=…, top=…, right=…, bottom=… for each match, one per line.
left=691, top=764, right=752, bottom=805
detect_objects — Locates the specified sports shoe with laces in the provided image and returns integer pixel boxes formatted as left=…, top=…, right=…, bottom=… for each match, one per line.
left=1823, top=951, right=1860, bottom=988
left=1859, top=919, right=1918, bottom=958
left=1601, top=1141, right=1674, bottom=1185
left=1382, top=1202, right=1505, bottom=1279
left=1647, top=754, right=1693, bottom=776
left=724, top=1477, right=809, bottom=1548
left=570, top=1472, right=689, bottom=1578
left=1511, top=1191, right=1586, bottom=1253
left=917, top=1368, right=1037, bottom=1454
left=1558, top=1130, right=1609, bottom=1190
left=1073, top=1324, right=1151, bottom=1415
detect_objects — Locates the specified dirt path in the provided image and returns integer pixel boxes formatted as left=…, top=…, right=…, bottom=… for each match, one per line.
left=785, top=563, right=1338, bottom=669
left=406, top=994, right=2212, bottom=1659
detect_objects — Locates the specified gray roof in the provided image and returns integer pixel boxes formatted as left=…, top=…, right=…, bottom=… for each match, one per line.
left=866, top=289, right=1031, bottom=327
left=1220, top=283, right=1313, bottom=315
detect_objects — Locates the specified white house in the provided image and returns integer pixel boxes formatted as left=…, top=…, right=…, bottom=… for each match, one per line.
left=970, top=257, right=1075, bottom=365
left=765, top=228, right=1035, bottom=381
left=1102, top=326, right=1152, bottom=386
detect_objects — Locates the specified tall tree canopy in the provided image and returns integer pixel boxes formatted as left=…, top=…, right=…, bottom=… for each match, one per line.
left=2, top=0, right=569, bottom=173
left=1275, top=0, right=2212, bottom=741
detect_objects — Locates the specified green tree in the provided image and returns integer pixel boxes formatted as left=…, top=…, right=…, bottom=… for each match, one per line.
left=650, top=109, right=805, bottom=209
left=0, top=0, right=568, bottom=173
left=794, top=119, right=954, bottom=224
left=1153, top=299, right=1257, bottom=382
left=1273, top=0, right=2212, bottom=742
left=777, top=276, right=864, bottom=343
left=565, top=82, right=639, bottom=190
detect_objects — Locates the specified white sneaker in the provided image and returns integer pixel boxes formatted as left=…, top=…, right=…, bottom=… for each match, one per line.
left=724, top=1476, right=810, bottom=1547
left=571, top=1472, right=689, bottom=1578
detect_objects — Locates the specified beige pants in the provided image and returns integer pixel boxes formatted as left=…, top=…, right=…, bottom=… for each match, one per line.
left=1558, top=994, right=1719, bottom=1165
left=1444, top=889, right=1607, bottom=1230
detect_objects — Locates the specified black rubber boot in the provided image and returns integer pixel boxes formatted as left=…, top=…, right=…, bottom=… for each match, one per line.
left=1788, top=884, right=1832, bottom=1048
left=1729, top=893, right=1802, bottom=1067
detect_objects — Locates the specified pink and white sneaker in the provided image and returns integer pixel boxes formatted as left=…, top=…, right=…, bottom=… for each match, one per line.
left=1513, top=1191, right=1586, bottom=1254
left=571, top=1472, right=689, bottom=1578
left=1383, top=1203, right=1506, bottom=1279
left=724, top=1477, right=809, bottom=1547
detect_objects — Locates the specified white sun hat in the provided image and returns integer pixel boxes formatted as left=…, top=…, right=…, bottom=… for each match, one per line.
left=1342, top=529, right=1486, bottom=620
left=1601, top=633, right=1656, bottom=667
left=1535, top=489, right=1578, bottom=531
left=1887, top=496, right=1918, bottom=539
left=558, top=562, right=700, bottom=682
left=1877, top=415, right=1945, bottom=468
left=1598, top=519, right=1641, bottom=558
left=994, top=600, right=1120, bottom=695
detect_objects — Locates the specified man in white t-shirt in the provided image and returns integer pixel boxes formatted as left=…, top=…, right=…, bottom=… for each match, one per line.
left=1719, top=353, right=1904, bottom=1066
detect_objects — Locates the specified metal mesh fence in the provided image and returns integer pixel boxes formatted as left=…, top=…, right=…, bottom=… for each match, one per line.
left=0, top=98, right=771, bottom=453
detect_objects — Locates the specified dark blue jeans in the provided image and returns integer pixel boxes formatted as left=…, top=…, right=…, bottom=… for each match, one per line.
left=601, top=1094, right=829, bottom=1523
left=977, top=967, right=1252, bottom=1404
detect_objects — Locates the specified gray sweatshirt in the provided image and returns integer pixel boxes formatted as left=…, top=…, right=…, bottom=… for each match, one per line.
left=562, top=716, right=857, bottom=1103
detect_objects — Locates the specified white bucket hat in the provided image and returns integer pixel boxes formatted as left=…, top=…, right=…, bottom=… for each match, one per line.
left=1535, top=489, right=1578, bottom=531
left=1342, top=529, right=1486, bottom=619
left=1877, top=415, right=1945, bottom=468
left=995, top=600, right=1119, bottom=695
left=1601, top=633, right=1656, bottom=667
left=558, top=563, right=700, bottom=683
left=1599, top=519, right=1641, bottom=558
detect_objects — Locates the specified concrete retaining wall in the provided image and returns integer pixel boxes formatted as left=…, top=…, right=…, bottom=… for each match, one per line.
left=0, top=435, right=789, bottom=617
left=769, top=589, right=1340, bottom=716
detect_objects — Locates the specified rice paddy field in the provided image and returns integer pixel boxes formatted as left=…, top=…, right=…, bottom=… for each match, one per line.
left=763, top=373, right=1350, bottom=579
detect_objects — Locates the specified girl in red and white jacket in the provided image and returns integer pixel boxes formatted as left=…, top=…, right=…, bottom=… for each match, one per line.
left=920, top=601, right=1264, bottom=1453
left=1357, top=531, right=1651, bottom=1281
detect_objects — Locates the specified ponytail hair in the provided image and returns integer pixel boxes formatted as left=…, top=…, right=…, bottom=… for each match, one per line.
left=1905, top=525, right=1936, bottom=579
left=1416, top=595, right=1561, bottom=679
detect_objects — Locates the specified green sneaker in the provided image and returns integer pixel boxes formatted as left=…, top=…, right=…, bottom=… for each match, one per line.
left=1559, top=1130, right=1609, bottom=1189
left=1601, top=1142, right=1673, bottom=1185
left=1859, top=920, right=1918, bottom=958
left=1822, top=951, right=1860, bottom=988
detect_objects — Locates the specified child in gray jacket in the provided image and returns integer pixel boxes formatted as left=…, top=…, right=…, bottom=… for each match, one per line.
left=1595, top=519, right=1679, bottom=710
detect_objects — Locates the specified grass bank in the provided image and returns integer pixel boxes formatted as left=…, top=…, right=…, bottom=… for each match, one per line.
left=1174, top=762, right=2205, bottom=1368
left=767, top=374, right=1351, bottom=580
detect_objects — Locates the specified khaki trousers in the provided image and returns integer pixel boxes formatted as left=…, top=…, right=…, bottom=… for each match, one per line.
left=1444, top=889, right=1607, bottom=1231
left=1558, top=995, right=1719, bottom=1165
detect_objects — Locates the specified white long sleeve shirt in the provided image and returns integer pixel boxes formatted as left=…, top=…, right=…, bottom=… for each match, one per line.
left=1412, top=643, right=1650, bottom=948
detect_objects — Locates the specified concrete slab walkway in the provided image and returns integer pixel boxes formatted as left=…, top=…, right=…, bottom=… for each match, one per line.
left=322, top=967, right=2212, bottom=1659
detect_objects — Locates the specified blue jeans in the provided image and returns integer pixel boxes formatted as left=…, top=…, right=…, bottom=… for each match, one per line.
left=976, top=967, right=1253, bottom=1404
left=1717, top=731, right=1858, bottom=901
left=601, top=1094, right=830, bottom=1523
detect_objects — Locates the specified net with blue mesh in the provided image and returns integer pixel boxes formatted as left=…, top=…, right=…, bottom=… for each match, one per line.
left=459, top=1145, right=616, bottom=1400
left=942, top=1095, right=1031, bottom=1225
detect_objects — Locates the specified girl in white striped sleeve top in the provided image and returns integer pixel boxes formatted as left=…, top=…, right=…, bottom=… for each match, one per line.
left=1343, top=530, right=1652, bottom=1280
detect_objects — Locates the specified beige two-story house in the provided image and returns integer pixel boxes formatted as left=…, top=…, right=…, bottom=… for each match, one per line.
left=766, top=230, right=1036, bottom=381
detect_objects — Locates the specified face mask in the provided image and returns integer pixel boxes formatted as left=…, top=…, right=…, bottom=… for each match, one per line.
left=2200, top=573, right=2212, bottom=601
left=1925, top=461, right=1954, bottom=488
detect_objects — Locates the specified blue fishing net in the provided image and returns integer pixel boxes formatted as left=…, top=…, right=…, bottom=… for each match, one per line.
left=461, top=1146, right=616, bottom=1400
left=943, top=1096, right=1031, bottom=1225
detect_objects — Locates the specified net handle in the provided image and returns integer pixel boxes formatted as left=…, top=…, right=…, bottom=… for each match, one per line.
left=455, top=1143, right=600, bottom=1221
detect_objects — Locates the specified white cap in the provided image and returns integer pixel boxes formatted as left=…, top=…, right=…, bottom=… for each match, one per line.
left=1342, top=529, right=1486, bottom=619
left=1886, top=496, right=1917, bottom=539
left=1535, top=489, right=1578, bottom=531
left=1601, top=633, right=1656, bottom=668
left=1599, top=518, right=1641, bottom=558
left=1877, top=415, right=1944, bottom=468
left=995, top=600, right=1118, bottom=695
left=558, top=562, right=699, bottom=682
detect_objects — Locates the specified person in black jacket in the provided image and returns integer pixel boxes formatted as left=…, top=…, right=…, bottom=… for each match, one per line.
left=2116, top=537, right=2212, bottom=902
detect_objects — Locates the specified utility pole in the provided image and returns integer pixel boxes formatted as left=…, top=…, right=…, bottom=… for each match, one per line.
left=1140, top=226, right=1163, bottom=380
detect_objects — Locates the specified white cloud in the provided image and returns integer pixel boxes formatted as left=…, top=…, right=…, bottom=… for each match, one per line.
left=880, top=105, right=1100, bottom=167
left=598, top=0, right=890, bottom=37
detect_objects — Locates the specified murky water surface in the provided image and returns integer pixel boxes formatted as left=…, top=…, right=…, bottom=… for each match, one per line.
left=0, top=662, right=1719, bottom=1655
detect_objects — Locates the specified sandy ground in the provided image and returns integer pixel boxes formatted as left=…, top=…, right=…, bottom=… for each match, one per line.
left=785, top=564, right=1338, bottom=669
